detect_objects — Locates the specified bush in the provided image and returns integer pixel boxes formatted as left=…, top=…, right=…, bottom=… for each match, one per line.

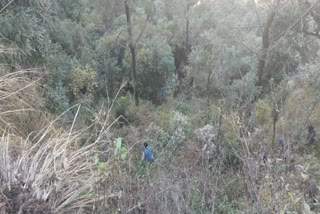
left=45, top=80, right=70, bottom=115
left=222, top=139, right=242, bottom=169
left=215, top=195, right=245, bottom=214
left=190, top=187, right=211, bottom=214
left=114, top=95, right=131, bottom=124
left=151, top=102, right=173, bottom=131
left=255, top=98, right=272, bottom=125
left=68, top=64, right=97, bottom=102
left=168, top=111, right=191, bottom=146
left=190, top=109, right=212, bottom=130
left=195, top=124, right=216, bottom=145
left=175, top=101, right=190, bottom=114
left=0, top=120, right=109, bottom=213
left=147, top=122, right=170, bottom=147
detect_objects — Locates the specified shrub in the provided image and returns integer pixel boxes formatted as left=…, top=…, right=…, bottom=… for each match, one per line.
left=168, top=111, right=191, bottom=146
left=222, top=139, right=242, bottom=169
left=195, top=124, right=216, bottom=145
left=255, top=98, right=272, bottom=125
left=45, top=80, right=70, bottom=115
left=0, top=120, right=110, bottom=213
left=114, top=95, right=131, bottom=124
left=190, top=109, right=212, bottom=130
left=147, top=122, right=170, bottom=147
left=175, top=101, right=190, bottom=115
left=152, top=102, right=173, bottom=131
left=68, top=64, right=97, bottom=102
left=190, top=187, right=210, bottom=214
left=215, top=195, right=245, bottom=214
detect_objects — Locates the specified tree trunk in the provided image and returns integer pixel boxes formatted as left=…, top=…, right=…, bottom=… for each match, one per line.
left=124, top=0, right=139, bottom=106
left=257, top=0, right=280, bottom=86
left=207, top=69, right=212, bottom=110
left=186, top=19, right=189, bottom=62
left=216, top=113, right=223, bottom=156
left=186, top=0, right=190, bottom=62
left=271, top=110, right=278, bottom=148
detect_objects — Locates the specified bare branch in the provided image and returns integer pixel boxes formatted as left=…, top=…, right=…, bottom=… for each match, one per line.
left=257, top=0, right=280, bottom=86
left=233, top=32, right=259, bottom=55
left=135, top=14, right=151, bottom=45
left=0, top=0, right=15, bottom=15
left=262, top=0, right=320, bottom=57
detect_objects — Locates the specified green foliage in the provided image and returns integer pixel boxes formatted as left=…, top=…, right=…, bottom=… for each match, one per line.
left=168, top=111, right=191, bottom=146
left=3, top=0, right=320, bottom=212
left=215, top=195, right=244, bottom=214
left=45, top=80, right=70, bottom=115
left=190, top=109, right=212, bottom=130
left=223, top=139, right=242, bottom=169
left=190, top=187, right=210, bottom=214
left=136, top=47, right=155, bottom=100
left=93, top=154, right=110, bottom=177
left=54, top=0, right=88, bottom=22
left=114, top=95, right=131, bottom=121
left=163, top=72, right=179, bottom=98
left=147, top=122, right=170, bottom=146
left=255, top=99, right=272, bottom=125
left=267, top=48, right=298, bottom=84
left=114, top=137, right=128, bottom=160
left=69, top=64, right=97, bottom=101
left=195, top=124, right=216, bottom=145
left=0, top=1, right=51, bottom=65
left=282, top=83, right=320, bottom=149
left=95, top=44, right=126, bottom=98
left=134, top=42, right=175, bottom=104
left=175, top=100, right=191, bottom=115
left=152, top=103, right=173, bottom=131
left=225, top=71, right=261, bottom=110
left=302, top=62, right=320, bottom=88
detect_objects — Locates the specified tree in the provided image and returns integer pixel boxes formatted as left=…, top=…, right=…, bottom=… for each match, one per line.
left=257, top=0, right=280, bottom=87
left=124, top=0, right=139, bottom=106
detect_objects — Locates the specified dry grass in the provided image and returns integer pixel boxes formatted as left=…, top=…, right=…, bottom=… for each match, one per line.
left=0, top=40, right=55, bottom=137
left=0, top=104, right=116, bottom=213
left=0, top=65, right=49, bottom=137
left=0, top=45, right=116, bottom=213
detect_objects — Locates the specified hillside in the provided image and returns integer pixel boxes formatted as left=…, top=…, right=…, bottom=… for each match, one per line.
left=1, top=0, right=320, bottom=213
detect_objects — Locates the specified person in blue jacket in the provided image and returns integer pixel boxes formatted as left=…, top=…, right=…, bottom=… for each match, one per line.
left=143, top=143, right=154, bottom=163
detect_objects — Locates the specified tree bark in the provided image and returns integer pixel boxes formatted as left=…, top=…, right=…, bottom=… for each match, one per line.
left=271, top=110, right=278, bottom=148
left=124, top=0, right=139, bottom=106
left=207, top=69, right=212, bottom=110
left=257, top=0, right=280, bottom=87
left=186, top=0, right=190, bottom=61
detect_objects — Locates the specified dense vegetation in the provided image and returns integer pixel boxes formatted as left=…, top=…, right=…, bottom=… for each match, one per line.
left=1, top=0, right=320, bottom=213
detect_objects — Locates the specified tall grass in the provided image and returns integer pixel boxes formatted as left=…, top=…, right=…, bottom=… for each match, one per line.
left=0, top=107, right=115, bottom=213
left=0, top=45, right=115, bottom=213
left=0, top=65, right=47, bottom=136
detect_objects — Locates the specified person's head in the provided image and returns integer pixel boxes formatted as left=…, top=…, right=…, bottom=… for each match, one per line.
left=144, top=143, right=148, bottom=148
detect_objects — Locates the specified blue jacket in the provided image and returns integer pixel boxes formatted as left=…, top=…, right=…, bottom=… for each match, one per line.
left=144, top=146, right=154, bottom=162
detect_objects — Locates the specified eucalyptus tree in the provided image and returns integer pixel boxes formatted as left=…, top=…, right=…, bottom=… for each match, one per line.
left=0, top=0, right=53, bottom=66
left=94, top=0, right=176, bottom=105
left=190, top=0, right=258, bottom=104
left=252, top=0, right=320, bottom=88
